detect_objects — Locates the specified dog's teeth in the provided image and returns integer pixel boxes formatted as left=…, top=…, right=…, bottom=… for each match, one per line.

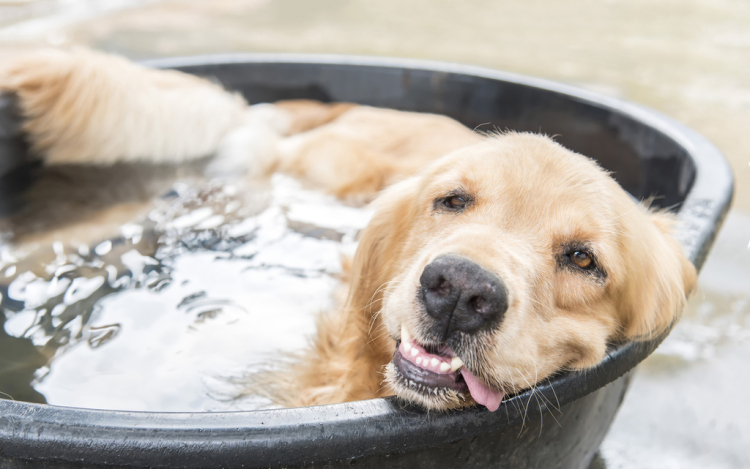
left=416, top=357, right=422, bottom=365
left=403, top=342, right=412, bottom=352
left=439, top=362, right=451, bottom=372
left=410, top=348, right=419, bottom=357
left=450, top=357, right=464, bottom=372
left=430, top=358, right=439, bottom=368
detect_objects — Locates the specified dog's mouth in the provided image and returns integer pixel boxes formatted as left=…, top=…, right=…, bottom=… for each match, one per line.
left=391, top=325, right=505, bottom=411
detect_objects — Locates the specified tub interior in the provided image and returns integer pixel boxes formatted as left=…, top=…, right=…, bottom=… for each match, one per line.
left=0, top=60, right=697, bottom=412
left=174, top=61, right=696, bottom=208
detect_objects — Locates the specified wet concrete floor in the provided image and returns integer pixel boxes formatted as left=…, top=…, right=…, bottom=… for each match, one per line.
left=0, top=1, right=748, bottom=467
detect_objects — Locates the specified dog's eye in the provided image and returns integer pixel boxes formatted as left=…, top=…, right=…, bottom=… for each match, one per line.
left=434, top=191, right=473, bottom=213
left=559, top=246, right=606, bottom=282
left=443, top=196, right=467, bottom=210
left=570, top=251, right=593, bottom=269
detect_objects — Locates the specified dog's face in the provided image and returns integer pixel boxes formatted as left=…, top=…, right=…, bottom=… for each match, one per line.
left=348, top=133, right=696, bottom=411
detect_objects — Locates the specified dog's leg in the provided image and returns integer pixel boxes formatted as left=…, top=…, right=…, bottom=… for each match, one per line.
left=206, top=100, right=359, bottom=181
left=254, top=101, right=482, bottom=200
left=273, top=99, right=357, bottom=134
left=0, top=48, right=247, bottom=165
left=272, top=101, right=417, bottom=200
left=210, top=99, right=413, bottom=200
left=276, top=132, right=416, bottom=201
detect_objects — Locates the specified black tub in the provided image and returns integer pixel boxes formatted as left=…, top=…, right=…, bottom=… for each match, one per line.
left=0, top=55, right=734, bottom=469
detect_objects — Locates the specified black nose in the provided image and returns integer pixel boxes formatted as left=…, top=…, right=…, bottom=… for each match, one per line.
left=419, top=254, right=508, bottom=337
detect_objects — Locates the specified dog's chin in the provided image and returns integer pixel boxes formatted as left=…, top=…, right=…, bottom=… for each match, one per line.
left=384, top=348, right=472, bottom=412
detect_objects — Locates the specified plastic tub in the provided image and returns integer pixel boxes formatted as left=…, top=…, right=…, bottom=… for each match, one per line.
left=0, top=54, right=734, bottom=469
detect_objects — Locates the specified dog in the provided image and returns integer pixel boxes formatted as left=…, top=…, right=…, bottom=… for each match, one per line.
left=0, top=48, right=696, bottom=412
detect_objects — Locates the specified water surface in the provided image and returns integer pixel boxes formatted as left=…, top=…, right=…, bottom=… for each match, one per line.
left=0, top=170, right=369, bottom=411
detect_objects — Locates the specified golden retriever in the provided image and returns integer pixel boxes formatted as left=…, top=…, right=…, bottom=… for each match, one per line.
left=0, top=48, right=696, bottom=412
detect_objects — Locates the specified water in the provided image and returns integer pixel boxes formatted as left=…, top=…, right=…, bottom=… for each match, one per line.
left=0, top=171, right=370, bottom=411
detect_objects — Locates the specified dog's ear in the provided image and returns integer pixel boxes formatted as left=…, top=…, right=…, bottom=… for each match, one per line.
left=345, top=176, right=422, bottom=314
left=617, top=209, right=697, bottom=340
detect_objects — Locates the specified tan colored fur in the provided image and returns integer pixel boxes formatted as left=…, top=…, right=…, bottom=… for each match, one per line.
left=274, top=104, right=483, bottom=199
left=1, top=49, right=697, bottom=410
left=0, top=48, right=246, bottom=164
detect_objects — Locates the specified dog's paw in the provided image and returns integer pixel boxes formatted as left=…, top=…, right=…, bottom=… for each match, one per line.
left=207, top=104, right=289, bottom=179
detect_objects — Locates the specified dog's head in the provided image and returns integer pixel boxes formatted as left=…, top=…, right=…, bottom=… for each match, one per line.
left=347, top=133, right=696, bottom=411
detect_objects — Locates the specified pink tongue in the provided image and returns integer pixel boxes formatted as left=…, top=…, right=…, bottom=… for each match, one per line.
left=460, top=368, right=505, bottom=412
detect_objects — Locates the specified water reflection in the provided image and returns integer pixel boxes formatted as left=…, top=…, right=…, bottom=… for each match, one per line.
left=0, top=172, right=369, bottom=411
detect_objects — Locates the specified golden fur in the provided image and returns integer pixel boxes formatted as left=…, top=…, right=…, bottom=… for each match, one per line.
left=1, top=48, right=246, bottom=165
left=0, top=49, right=696, bottom=411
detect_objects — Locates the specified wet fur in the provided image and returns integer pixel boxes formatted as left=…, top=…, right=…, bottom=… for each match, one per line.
left=0, top=48, right=697, bottom=410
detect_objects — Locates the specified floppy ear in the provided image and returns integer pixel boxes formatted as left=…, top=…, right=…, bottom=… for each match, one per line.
left=345, top=176, right=422, bottom=314
left=617, top=209, right=697, bottom=340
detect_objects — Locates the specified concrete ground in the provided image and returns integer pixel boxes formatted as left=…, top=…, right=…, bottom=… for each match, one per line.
left=1, top=1, right=748, bottom=467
